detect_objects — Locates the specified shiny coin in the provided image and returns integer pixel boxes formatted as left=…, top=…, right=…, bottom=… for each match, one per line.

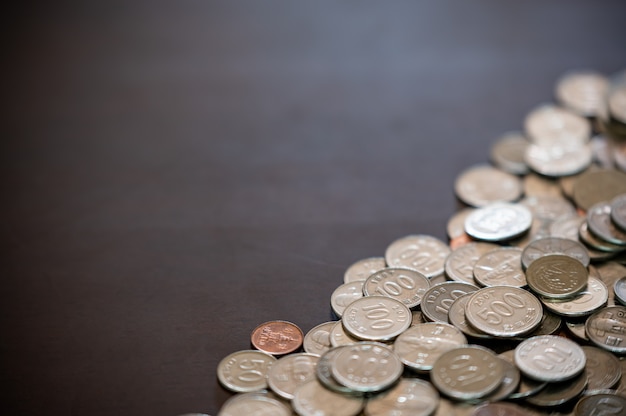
left=540, top=276, right=608, bottom=317
left=520, top=195, right=576, bottom=223
left=303, top=321, right=335, bottom=356
left=522, top=236, right=590, bottom=269
left=217, top=391, right=292, bottom=416
left=331, top=342, right=403, bottom=393
left=385, top=234, right=451, bottom=278
left=444, top=242, right=499, bottom=284
left=524, top=369, right=587, bottom=407
left=471, top=402, right=529, bottom=416
left=515, top=335, right=586, bottom=382
left=574, top=393, right=626, bottom=416
left=292, top=379, right=364, bottom=416
left=524, top=142, right=592, bottom=177
left=363, top=378, right=440, bottom=416
left=341, top=296, right=411, bottom=342
left=615, top=277, right=626, bottom=306
left=581, top=345, right=621, bottom=393
left=524, top=104, right=591, bottom=148
left=331, top=281, right=364, bottom=318
left=447, top=293, right=492, bottom=339
left=498, top=350, right=548, bottom=399
left=329, top=320, right=359, bottom=347
left=585, top=306, right=626, bottom=354
left=250, top=320, right=303, bottom=355
left=579, top=220, right=625, bottom=252
left=363, top=268, right=430, bottom=309
left=217, top=350, right=277, bottom=393
left=588, top=202, right=626, bottom=246
left=465, top=203, right=533, bottom=242
left=344, top=257, right=386, bottom=283
left=555, top=70, right=609, bottom=117
left=465, top=286, right=543, bottom=337
left=525, top=254, right=589, bottom=299
left=573, top=169, right=626, bottom=211
left=421, top=281, right=479, bottom=323
left=489, top=131, right=530, bottom=175
left=454, top=164, right=523, bottom=207
left=393, top=322, right=468, bottom=372
left=611, top=194, right=626, bottom=232
left=267, top=353, right=319, bottom=400
left=316, top=346, right=357, bottom=394
left=431, top=345, right=504, bottom=400
left=473, top=247, right=526, bottom=288
left=447, top=208, right=476, bottom=240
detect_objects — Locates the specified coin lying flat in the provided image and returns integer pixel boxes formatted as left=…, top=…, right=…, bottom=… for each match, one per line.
left=520, top=195, right=576, bottom=222
left=341, top=296, right=411, bottom=342
left=524, top=142, right=592, bottom=177
left=523, top=369, right=588, bottom=407
left=363, top=268, right=430, bottom=309
left=579, top=220, right=625, bottom=253
left=385, top=234, right=451, bottom=278
left=303, top=321, right=335, bottom=356
left=490, top=131, right=530, bottom=175
left=331, top=281, right=364, bottom=318
left=250, top=320, right=304, bottom=355
left=217, top=391, right=292, bottom=416
left=447, top=293, right=492, bottom=339
left=588, top=202, right=626, bottom=246
left=343, top=257, right=386, bottom=283
left=514, top=335, right=586, bottom=382
left=498, top=350, right=548, bottom=399
left=421, top=281, right=479, bottom=323
left=611, top=194, right=626, bottom=232
left=574, top=393, right=626, bottom=416
left=444, top=242, right=500, bottom=285
left=316, top=346, right=357, bottom=394
left=525, top=254, right=589, bottom=299
left=521, top=236, right=590, bottom=269
left=615, top=276, right=626, bottom=306
left=447, top=208, right=476, bottom=240
left=573, top=169, right=626, bottom=211
left=524, top=104, right=591, bottom=148
left=363, top=378, right=440, bottom=416
left=267, top=353, right=319, bottom=400
left=292, top=379, right=364, bottom=416
left=585, top=305, right=626, bottom=354
left=473, top=247, right=526, bottom=288
left=540, top=276, right=608, bottom=317
left=217, top=350, right=277, bottom=393
left=581, top=345, right=621, bottom=392
left=454, top=164, right=523, bottom=207
left=555, top=70, right=609, bottom=117
left=471, top=402, right=528, bottom=416
left=467, top=357, right=520, bottom=403
left=465, top=203, right=533, bottom=242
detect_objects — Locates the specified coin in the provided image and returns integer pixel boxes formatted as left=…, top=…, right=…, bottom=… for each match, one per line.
left=574, top=393, right=626, bottom=416
left=581, top=345, right=621, bottom=392
left=329, top=320, right=359, bottom=347
left=454, top=164, right=523, bottom=207
left=579, top=220, right=625, bottom=253
left=217, top=350, right=277, bottom=393
left=447, top=208, right=476, bottom=240
left=489, top=131, right=530, bottom=175
left=363, top=378, right=440, bottom=416
left=523, top=369, right=588, bottom=407
left=331, top=342, right=403, bottom=393
left=316, top=346, right=357, bottom=394
left=250, top=320, right=304, bottom=355
left=498, top=350, right=548, bottom=399
left=473, top=247, right=526, bottom=288
left=588, top=202, right=626, bottom=246
left=267, top=353, right=319, bottom=400
left=363, top=267, right=430, bottom=309
left=525, top=254, right=589, bottom=299
left=611, top=194, right=626, bottom=232
left=292, top=379, right=364, bottom=416
left=217, top=391, right=292, bottom=416
left=540, top=276, right=608, bottom=317
left=609, top=83, right=626, bottom=123
left=549, top=215, right=585, bottom=240
left=393, top=322, right=468, bottom=372
left=519, top=310, right=562, bottom=338
left=522, top=237, right=590, bottom=269
left=615, top=277, right=626, bottom=306
left=520, top=195, right=576, bottom=223
left=525, top=142, right=593, bottom=177
left=514, top=335, right=586, bottom=382
left=471, top=402, right=529, bottom=416
left=573, top=169, right=626, bottom=211
left=344, top=257, right=386, bottom=283
left=465, top=203, right=533, bottom=242
left=595, top=262, right=626, bottom=306
left=523, top=172, right=563, bottom=198
left=585, top=306, right=626, bottom=354
left=566, top=318, right=589, bottom=342
left=524, top=104, right=591, bottom=148
left=303, top=321, right=335, bottom=356
left=431, top=345, right=504, bottom=400
left=421, top=281, right=479, bottom=323
left=555, top=70, right=609, bottom=117
left=467, top=357, right=520, bottom=404
left=444, top=242, right=500, bottom=284
left=341, top=296, right=411, bottom=342
left=331, top=281, right=364, bottom=318
left=447, top=293, right=492, bottom=339
left=465, top=286, right=543, bottom=337
left=385, top=234, right=451, bottom=278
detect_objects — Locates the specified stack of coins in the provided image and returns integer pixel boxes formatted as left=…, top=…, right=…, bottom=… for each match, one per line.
left=213, top=69, right=626, bottom=416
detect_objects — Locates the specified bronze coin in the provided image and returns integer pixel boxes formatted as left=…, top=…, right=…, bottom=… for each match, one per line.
left=250, top=320, right=304, bottom=355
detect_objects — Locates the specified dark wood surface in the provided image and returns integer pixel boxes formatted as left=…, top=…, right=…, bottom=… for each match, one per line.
left=2, top=1, right=626, bottom=415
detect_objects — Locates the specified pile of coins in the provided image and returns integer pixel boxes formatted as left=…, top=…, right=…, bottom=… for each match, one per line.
left=213, top=70, right=626, bottom=416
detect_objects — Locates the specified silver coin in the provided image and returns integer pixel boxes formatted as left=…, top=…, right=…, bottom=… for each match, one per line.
left=454, top=164, right=523, bottom=208
left=540, top=276, right=608, bottom=317
left=580, top=220, right=626, bottom=253
left=498, top=350, right=548, bottom=399
left=524, top=103, right=591, bottom=148
left=591, top=135, right=616, bottom=169
left=549, top=215, right=585, bottom=240
left=555, top=70, right=609, bottom=117
left=525, top=254, right=589, bottom=299
left=615, top=277, right=626, bottom=306
left=292, top=379, right=364, bottom=416
left=393, top=322, right=468, bottom=372
left=465, top=286, right=543, bottom=337
left=523, top=369, right=588, bottom=407
left=363, top=268, right=430, bottom=309
left=514, top=335, right=586, bottom=382
left=331, top=281, right=364, bottom=318
left=507, top=217, right=551, bottom=249
left=467, top=357, right=520, bottom=403
left=473, top=247, right=526, bottom=288
left=465, top=203, right=533, bottom=242
left=574, top=393, right=626, bottom=416
left=616, top=357, right=626, bottom=396
left=421, top=281, right=479, bottom=323
left=470, top=402, right=529, bottom=416
left=331, top=342, right=403, bottom=393
left=330, top=320, right=359, bottom=347
left=385, top=234, right=451, bottom=278
left=585, top=306, right=626, bottom=354
left=267, top=353, right=319, bottom=400
left=525, top=142, right=593, bottom=177
left=217, top=350, right=277, bottom=393
left=522, top=237, right=590, bottom=269
left=581, top=345, right=622, bottom=393
left=520, top=195, right=576, bottom=223
left=447, top=293, right=492, bottom=339
left=521, top=310, right=563, bottom=338
left=344, top=257, right=386, bottom=283
left=444, top=242, right=499, bottom=284
left=596, top=262, right=626, bottom=307
left=341, top=296, right=411, bottom=342
left=447, top=208, right=476, bottom=240
left=611, top=194, right=626, bottom=232
left=489, top=131, right=530, bottom=176
left=316, top=346, right=358, bottom=394
left=363, top=378, right=440, bottom=416
left=217, top=391, right=292, bottom=416
left=566, top=319, right=589, bottom=342
left=303, top=321, right=335, bottom=356
left=588, top=202, right=626, bottom=246
left=431, top=345, right=504, bottom=400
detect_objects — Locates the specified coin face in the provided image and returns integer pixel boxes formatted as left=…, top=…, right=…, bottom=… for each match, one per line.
left=363, top=268, right=430, bottom=309
left=464, top=203, right=533, bottom=242
left=421, top=281, right=479, bottom=323
left=473, top=247, right=526, bottom=288
left=524, top=142, right=592, bottom=177
left=615, top=277, right=626, bottom=306
left=292, top=379, right=364, bottom=416
left=364, top=378, right=440, bottom=416
left=523, top=369, right=587, bottom=407
left=555, top=70, right=609, bottom=117
left=498, top=350, right=548, bottom=399
left=611, top=194, right=626, bottom=232
left=489, top=131, right=530, bottom=175
left=447, top=293, right=491, bottom=339
left=454, top=164, right=523, bottom=207
left=341, top=296, right=411, bottom=342
left=316, top=347, right=356, bottom=394
left=579, top=220, right=625, bottom=253
left=330, top=320, right=360, bottom=347
left=468, top=358, right=520, bottom=403
left=573, top=169, right=626, bottom=211
left=521, top=236, right=590, bottom=269
left=585, top=306, right=626, bottom=353
left=267, top=353, right=319, bottom=400
left=250, top=320, right=304, bottom=355
left=217, top=350, right=277, bottom=393
left=303, top=321, right=335, bottom=356
left=444, top=242, right=499, bottom=284
left=540, top=276, right=608, bottom=317
left=514, top=335, right=586, bottom=382
left=385, top=234, right=451, bottom=278
left=581, top=345, right=621, bottom=392
left=525, top=254, right=589, bottom=299
left=343, top=257, right=386, bottom=283
left=520, top=195, right=576, bottom=222
left=588, top=202, right=626, bottom=246
left=524, top=104, right=591, bottom=148
left=575, top=393, right=626, bottom=416
left=331, top=281, right=365, bottom=318
left=218, top=391, right=292, bottom=416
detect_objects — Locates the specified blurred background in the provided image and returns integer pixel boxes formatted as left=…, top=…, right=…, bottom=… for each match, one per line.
left=2, top=1, right=626, bottom=414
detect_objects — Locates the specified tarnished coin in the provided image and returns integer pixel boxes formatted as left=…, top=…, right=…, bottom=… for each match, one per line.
left=581, top=345, right=621, bottom=392
left=588, top=202, right=626, bottom=246
left=579, top=220, right=625, bottom=253
left=342, top=296, right=411, bottom=342
left=611, top=194, right=626, bottom=232
left=471, top=402, right=529, bottom=416
left=524, top=104, right=591, bottom=148
left=393, top=322, right=468, bottom=372
left=364, top=378, right=440, bottom=416
left=521, top=195, right=576, bottom=223
left=465, top=286, right=543, bottom=337
left=520, top=310, right=562, bottom=338
left=615, top=277, right=626, bottom=306
left=421, top=281, right=479, bottom=323
left=329, top=320, right=359, bottom=347
left=514, top=335, right=586, bottom=382
left=573, top=169, right=626, bottom=211
left=555, top=70, right=609, bottom=117
left=344, top=257, right=386, bottom=283
left=331, top=342, right=403, bottom=393
left=217, top=391, right=292, bottom=416
left=217, top=350, right=277, bottom=393
left=363, top=268, right=430, bottom=309
left=524, top=369, right=588, bottom=407
left=498, top=350, right=548, bottom=399
left=331, top=281, right=364, bottom=318
left=454, top=164, right=523, bottom=207
left=540, top=276, right=608, bottom=317
left=292, top=379, right=364, bottom=416
left=316, top=346, right=357, bottom=394
left=431, top=345, right=504, bottom=400
left=303, top=321, right=335, bottom=356
left=574, top=393, right=626, bottom=416
left=585, top=306, right=626, bottom=354
left=444, top=242, right=500, bottom=284
left=522, top=237, right=590, bottom=269
left=465, top=203, right=533, bottom=242
left=267, top=353, right=319, bottom=400
left=448, top=293, right=492, bottom=339
left=525, top=254, right=589, bottom=299
left=524, top=142, right=592, bottom=177
left=447, top=208, right=476, bottom=240
left=489, top=131, right=530, bottom=175
left=385, top=234, right=451, bottom=278
left=251, top=320, right=304, bottom=355
left=566, top=319, right=589, bottom=342
left=473, top=247, right=526, bottom=288
left=410, top=309, right=425, bottom=326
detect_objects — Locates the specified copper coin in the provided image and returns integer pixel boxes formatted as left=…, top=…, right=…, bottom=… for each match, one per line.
left=251, top=320, right=304, bottom=355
